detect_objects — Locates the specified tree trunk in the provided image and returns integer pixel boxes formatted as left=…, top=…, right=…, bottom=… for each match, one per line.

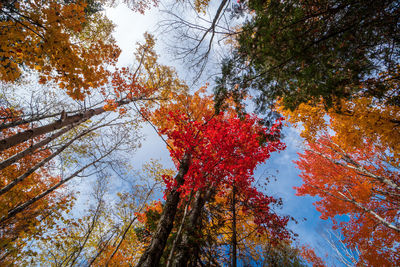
left=0, top=101, right=105, bottom=131
left=231, top=184, right=237, bottom=267
left=172, top=187, right=214, bottom=267
left=0, top=125, right=99, bottom=196
left=166, top=192, right=193, bottom=267
left=0, top=146, right=112, bottom=224
left=136, top=153, right=191, bottom=267
left=0, top=122, right=79, bottom=172
left=0, top=98, right=134, bottom=152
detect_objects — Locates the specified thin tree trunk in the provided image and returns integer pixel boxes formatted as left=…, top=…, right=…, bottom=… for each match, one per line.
left=136, top=153, right=191, bottom=267
left=105, top=182, right=159, bottom=266
left=0, top=98, right=136, bottom=152
left=88, top=231, right=116, bottom=267
left=172, top=187, right=214, bottom=267
left=166, top=192, right=193, bottom=267
left=231, top=184, right=237, bottom=267
left=66, top=200, right=103, bottom=267
left=0, top=125, right=98, bottom=196
left=0, top=146, right=112, bottom=224
left=0, top=122, right=80, bottom=171
left=0, top=112, right=60, bottom=131
left=104, top=218, right=137, bottom=267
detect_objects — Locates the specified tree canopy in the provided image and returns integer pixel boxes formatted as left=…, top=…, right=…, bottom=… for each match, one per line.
left=1, top=0, right=399, bottom=265
left=215, top=0, right=400, bottom=111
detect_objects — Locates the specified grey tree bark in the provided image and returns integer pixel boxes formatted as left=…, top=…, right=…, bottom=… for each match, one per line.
left=136, top=153, right=191, bottom=267
left=171, top=187, right=214, bottom=267
left=0, top=98, right=137, bottom=152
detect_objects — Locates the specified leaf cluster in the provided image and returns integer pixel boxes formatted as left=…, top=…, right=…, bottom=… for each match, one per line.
left=215, top=0, right=400, bottom=111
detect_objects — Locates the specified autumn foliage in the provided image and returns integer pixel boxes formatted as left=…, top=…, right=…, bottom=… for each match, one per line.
left=282, top=67, right=400, bottom=265
left=0, top=108, right=73, bottom=264
left=301, top=245, right=325, bottom=267
left=279, top=67, right=400, bottom=160
left=201, top=189, right=295, bottom=264
left=3, top=0, right=400, bottom=265
left=0, top=0, right=120, bottom=99
left=153, top=89, right=286, bottom=201
left=130, top=89, right=293, bottom=265
left=295, top=135, right=400, bottom=265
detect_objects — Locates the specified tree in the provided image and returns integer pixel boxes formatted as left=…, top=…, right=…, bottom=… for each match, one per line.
left=0, top=31, right=186, bottom=148
left=199, top=188, right=301, bottom=266
left=92, top=161, right=171, bottom=266
left=135, top=182, right=300, bottom=266
left=136, top=88, right=288, bottom=266
left=0, top=109, right=74, bottom=265
left=27, top=176, right=116, bottom=266
left=295, top=135, right=400, bottom=266
left=215, top=0, right=400, bottom=111
left=0, top=0, right=121, bottom=99
left=0, top=113, right=140, bottom=265
left=278, top=60, right=400, bottom=265
left=24, top=160, right=168, bottom=266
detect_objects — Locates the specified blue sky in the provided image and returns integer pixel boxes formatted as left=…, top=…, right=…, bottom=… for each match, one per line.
left=104, top=2, right=343, bottom=265
left=261, top=126, right=337, bottom=264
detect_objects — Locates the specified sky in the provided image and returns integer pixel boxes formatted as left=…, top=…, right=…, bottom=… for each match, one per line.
left=103, top=2, right=342, bottom=265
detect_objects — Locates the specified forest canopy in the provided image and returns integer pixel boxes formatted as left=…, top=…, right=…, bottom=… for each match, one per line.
left=0, top=0, right=398, bottom=266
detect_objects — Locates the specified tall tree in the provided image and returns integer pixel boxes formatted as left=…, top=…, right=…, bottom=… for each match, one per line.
left=136, top=182, right=301, bottom=266
left=0, top=28, right=188, bottom=264
left=199, top=187, right=297, bottom=266
left=137, top=88, right=288, bottom=266
left=0, top=110, right=74, bottom=265
left=280, top=62, right=400, bottom=265
left=22, top=159, right=168, bottom=266
left=215, top=0, right=399, bottom=111
left=0, top=0, right=121, bottom=99
left=295, top=135, right=400, bottom=265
